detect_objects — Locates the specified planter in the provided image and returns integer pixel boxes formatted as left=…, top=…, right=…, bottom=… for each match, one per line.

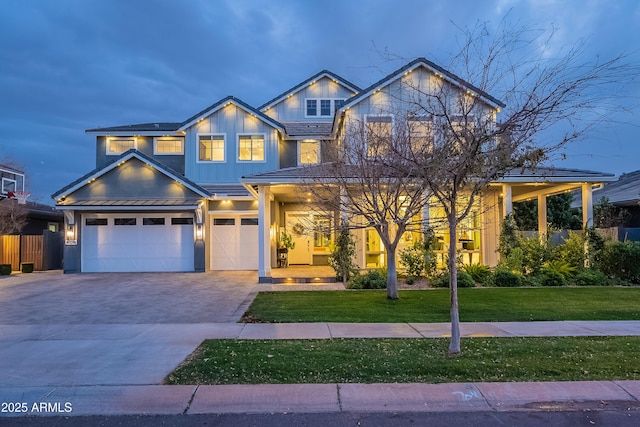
left=0, top=264, right=11, bottom=275
left=20, top=262, right=34, bottom=273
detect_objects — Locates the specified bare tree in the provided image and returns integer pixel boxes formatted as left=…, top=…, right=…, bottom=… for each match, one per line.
left=0, top=197, right=27, bottom=235
left=394, top=21, right=638, bottom=356
left=303, top=116, right=432, bottom=299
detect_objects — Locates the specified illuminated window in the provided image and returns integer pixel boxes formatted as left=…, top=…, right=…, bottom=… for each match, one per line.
left=199, top=135, right=225, bottom=162
left=106, top=137, right=136, bottom=155
left=408, top=116, right=433, bottom=153
left=238, top=134, right=265, bottom=162
left=298, top=140, right=320, bottom=165
left=154, top=137, right=184, bottom=155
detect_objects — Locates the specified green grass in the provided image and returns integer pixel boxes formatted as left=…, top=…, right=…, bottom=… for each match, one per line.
left=165, top=337, right=640, bottom=385
left=242, top=288, right=640, bottom=323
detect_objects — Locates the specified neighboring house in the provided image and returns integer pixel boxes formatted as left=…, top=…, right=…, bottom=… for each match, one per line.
left=573, top=170, right=640, bottom=227
left=1, top=164, right=64, bottom=271
left=52, top=58, right=615, bottom=280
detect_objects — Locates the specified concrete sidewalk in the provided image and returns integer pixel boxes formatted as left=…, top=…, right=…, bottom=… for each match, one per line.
left=1, top=320, right=639, bottom=417
left=2, top=381, right=640, bottom=416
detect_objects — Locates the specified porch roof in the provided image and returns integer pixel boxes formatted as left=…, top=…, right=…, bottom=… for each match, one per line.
left=282, top=122, right=333, bottom=138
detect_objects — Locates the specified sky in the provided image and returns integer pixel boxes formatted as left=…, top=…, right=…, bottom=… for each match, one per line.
left=1, top=0, right=639, bottom=204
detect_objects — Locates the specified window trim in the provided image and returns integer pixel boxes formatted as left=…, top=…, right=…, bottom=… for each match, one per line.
left=297, top=139, right=321, bottom=166
left=153, top=137, right=184, bottom=155
left=197, top=133, right=226, bottom=163
left=236, top=133, right=267, bottom=163
left=106, top=137, right=137, bottom=156
left=1, top=177, right=17, bottom=194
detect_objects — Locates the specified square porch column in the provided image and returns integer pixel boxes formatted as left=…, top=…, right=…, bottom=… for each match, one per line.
left=537, top=194, right=548, bottom=237
left=258, top=185, right=272, bottom=282
left=502, top=184, right=513, bottom=217
left=582, top=183, right=593, bottom=228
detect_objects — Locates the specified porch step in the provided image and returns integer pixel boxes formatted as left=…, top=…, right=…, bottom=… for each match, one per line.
left=270, top=277, right=337, bottom=284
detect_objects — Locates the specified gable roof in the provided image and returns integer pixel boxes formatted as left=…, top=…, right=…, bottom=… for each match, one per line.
left=52, top=149, right=210, bottom=202
left=259, top=70, right=361, bottom=111
left=179, top=96, right=284, bottom=131
left=340, top=57, right=506, bottom=112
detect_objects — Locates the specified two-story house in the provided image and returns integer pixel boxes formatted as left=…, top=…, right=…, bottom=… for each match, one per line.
left=52, top=58, right=615, bottom=279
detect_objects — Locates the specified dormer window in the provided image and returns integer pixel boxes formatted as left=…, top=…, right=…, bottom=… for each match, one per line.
left=106, top=137, right=137, bottom=155
left=298, top=140, right=320, bottom=165
left=305, top=99, right=346, bottom=118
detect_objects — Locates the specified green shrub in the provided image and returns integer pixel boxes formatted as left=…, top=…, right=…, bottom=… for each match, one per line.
left=462, top=263, right=492, bottom=285
left=457, top=271, right=475, bottom=288
left=538, top=269, right=566, bottom=287
left=399, top=243, right=425, bottom=282
left=493, top=269, right=523, bottom=287
left=599, top=241, right=640, bottom=283
left=520, top=236, right=555, bottom=276
left=347, top=270, right=387, bottom=289
left=571, top=269, right=609, bottom=286
left=542, top=260, right=576, bottom=279
left=429, top=271, right=449, bottom=288
left=499, top=247, right=524, bottom=273
left=558, top=231, right=586, bottom=269
left=428, top=270, right=475, bottom=288
left=329, top=226, right=358, bottom=283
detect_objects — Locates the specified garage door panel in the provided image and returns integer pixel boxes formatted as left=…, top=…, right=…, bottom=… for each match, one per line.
left=82, top=214, right=194, bottom=272
left=211, top=216, right=258, bottom=270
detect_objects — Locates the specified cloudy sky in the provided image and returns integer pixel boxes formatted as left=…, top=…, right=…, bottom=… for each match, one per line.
left=1, top=0, right=639, bottom=203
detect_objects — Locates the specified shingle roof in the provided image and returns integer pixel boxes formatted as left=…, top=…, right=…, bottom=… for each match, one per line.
left=341, top=57, right=506, bottom=111
left=86, top=122, right=182, bottom=133
left=282, top=122, right=334, bottom=137
left=259, top=70, right=361, bottom=111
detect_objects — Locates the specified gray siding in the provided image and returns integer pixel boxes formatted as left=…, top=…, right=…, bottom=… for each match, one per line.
left=279, top=140, right=298, bottom=169
left=184, top=104, right=280, bottom=183
left=63, top=158, right=201, bottom=203
left=96, top=136, right=185, bottom=174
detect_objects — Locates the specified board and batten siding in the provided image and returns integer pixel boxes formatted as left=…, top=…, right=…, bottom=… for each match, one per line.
left=264, top=76, right=357, bottom=122
left=184, top=104, right=281, bottom=183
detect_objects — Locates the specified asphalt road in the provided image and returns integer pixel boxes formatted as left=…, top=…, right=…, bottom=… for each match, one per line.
left=2, top=410, right=640, bottom=426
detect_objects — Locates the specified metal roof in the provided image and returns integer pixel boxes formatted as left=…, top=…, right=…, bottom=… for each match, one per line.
left=86, top=122, right=182, bottom=133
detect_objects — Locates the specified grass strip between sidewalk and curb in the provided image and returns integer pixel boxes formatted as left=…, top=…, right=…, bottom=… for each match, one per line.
left=165, top=336, right=640, bottom=385
left=241, top=288, right=640, bottom=323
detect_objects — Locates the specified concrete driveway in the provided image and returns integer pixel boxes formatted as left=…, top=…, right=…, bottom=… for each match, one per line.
left=0, top=271, right=259, bottom=388
left=0, top=271, right=259, bottom=324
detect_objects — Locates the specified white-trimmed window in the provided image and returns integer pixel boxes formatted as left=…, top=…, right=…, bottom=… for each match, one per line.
left=199, top=134, right=226, bottom=162
left=365, top=114, right=394, bottom=158
left=305, top=98, right=346, bottom=118
left=238, top=134, right=265, bottom=162
left=298, top=140, right=320, bottom=165
left=1, top=177, right=16, bottom=194
left=154, top=137, right=184, bottom=155
left=408, top=115, right=434, bottom=153
left=106, top=137, right=137, bottom=155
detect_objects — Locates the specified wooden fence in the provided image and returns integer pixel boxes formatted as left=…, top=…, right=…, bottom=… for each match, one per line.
left=0, top=233, right=63, bottom=271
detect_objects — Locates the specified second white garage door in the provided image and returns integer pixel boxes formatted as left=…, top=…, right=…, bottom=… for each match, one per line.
left=210, top=216, right=259, bottom=270
left=82, top=213, right=195, bottom=272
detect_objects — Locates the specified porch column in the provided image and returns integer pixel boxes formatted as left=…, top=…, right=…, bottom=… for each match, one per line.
left=502, top=184, right=513, bottom=217
left=582, top=183, right=593, bottom=228
left=258, top=185, right=272, bottom=281
left=537, top=194, right=548, bottom=237
left=422, top=192, right=430, bottom=229
left=340, top=186, right=348, bottom=226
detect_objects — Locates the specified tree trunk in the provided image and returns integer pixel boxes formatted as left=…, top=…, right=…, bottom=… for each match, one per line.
left=448, top=214, right=461, bottom=357
left=386, top=247, right=399, bottom=300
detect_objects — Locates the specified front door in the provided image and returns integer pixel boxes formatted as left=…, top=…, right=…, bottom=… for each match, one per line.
left=285, top=212, right=312, bottom=264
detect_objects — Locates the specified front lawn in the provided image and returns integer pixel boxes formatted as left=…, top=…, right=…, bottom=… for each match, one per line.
left=165, top=336, right=640, bottom=385
left=241, top=288, right=640, bottom=323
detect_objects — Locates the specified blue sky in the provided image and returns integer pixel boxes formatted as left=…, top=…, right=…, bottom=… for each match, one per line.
left=1, top=0, right=639, bottom=203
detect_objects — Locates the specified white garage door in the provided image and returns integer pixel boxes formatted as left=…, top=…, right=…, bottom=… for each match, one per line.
left=82, top=214, right=195, bottom=272
left=210, top=216, right=259, bottom=270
